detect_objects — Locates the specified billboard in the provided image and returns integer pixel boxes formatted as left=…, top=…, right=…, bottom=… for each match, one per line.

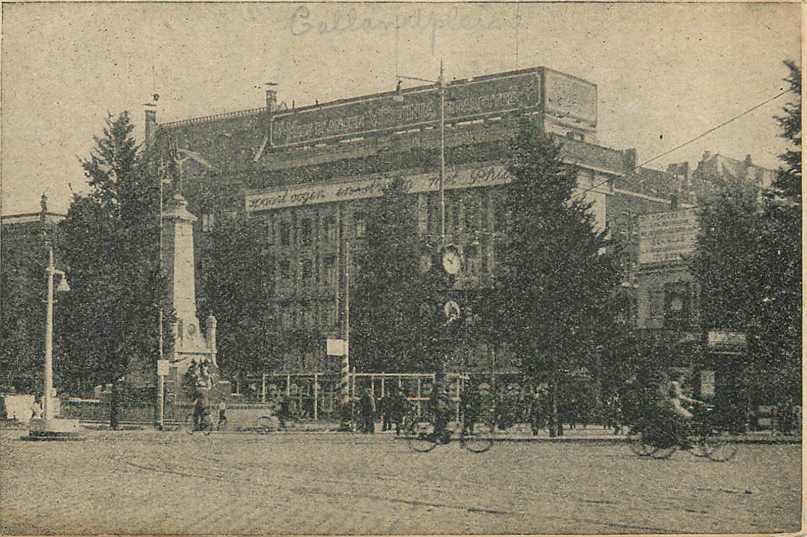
left=270, top=70, right=542, bottom=147
left=638, top=208, right=698, bottom=265
left=544, top=69, right=597, bottom=124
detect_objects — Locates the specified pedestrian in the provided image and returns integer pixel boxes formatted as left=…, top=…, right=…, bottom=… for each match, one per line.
left=529, top=387, right=544, bottom=436
left=461, top=382, right=481, bottom=434
left=192, top=390, right=210, bottom=432
left=217, top=400, right=227, bottom=430
left=359, top=387, right=376, bottom=433
left=390, top=387, right=409, bottom=436
left=378, top=394, right=390, bottom=432
left=30, top=397, right=43, bottom=421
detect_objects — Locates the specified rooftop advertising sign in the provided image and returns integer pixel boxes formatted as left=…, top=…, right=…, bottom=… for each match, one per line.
left=638, top=208, right=698, bottom=265
left=270, top=70, right=542, bottom=147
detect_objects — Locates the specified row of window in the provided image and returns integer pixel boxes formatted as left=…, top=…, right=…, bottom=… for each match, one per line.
left=278, top=302, right=338, bottom=330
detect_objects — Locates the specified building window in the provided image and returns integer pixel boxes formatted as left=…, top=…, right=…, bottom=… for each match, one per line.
left=279, top=259, right=290, bottom=280
left=322, top=215, right=337, bottom=242
left=265, top=217, right=274, bottom=245
left=280, top=221, right=291, bottom=246
left=353, top=212, right=366, bottom=239
left=201, top=213, right=215, bottom=232
left=450, top=194, right=461, bottom=229
left=322, top=256, right=336, bottom=287
left=301, top=259, right=313, bottom=282
left=300, top=218, right=313, bottom=245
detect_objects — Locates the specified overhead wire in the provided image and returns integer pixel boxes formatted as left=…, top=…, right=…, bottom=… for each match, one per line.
left=573, top=88, right=795, bottom=201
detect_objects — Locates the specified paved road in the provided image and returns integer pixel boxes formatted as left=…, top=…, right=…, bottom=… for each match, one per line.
left=1, top=430, right=802, bottom=534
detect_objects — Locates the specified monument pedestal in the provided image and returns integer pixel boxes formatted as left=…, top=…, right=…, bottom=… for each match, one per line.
left=27, top=418, right=83, bottom=441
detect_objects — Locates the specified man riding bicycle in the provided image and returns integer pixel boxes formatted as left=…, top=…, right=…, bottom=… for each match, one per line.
left=660, top=378, right=705, bottom=448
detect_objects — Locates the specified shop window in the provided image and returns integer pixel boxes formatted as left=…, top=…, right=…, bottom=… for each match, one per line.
left=664, top=282, right=691, bottom=330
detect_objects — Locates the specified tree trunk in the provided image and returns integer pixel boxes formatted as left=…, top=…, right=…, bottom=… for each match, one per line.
left=110, top=379, right=120, bottom=430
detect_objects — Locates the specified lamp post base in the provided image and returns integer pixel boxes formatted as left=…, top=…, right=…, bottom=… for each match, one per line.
left=27, top=418, right=83, bottom=441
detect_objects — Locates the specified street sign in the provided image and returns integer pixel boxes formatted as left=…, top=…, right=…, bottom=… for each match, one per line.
left=156, top=359, right=170, bottom=376
left=327, top=338, right=346, bottom=356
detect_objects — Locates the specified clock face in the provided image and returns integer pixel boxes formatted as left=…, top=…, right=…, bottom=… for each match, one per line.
left=442, top=247, right=462, bottom=275
left=443, top=300, right=461, bottom=321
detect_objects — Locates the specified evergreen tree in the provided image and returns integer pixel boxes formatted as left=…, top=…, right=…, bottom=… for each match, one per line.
left=199, top=214, right=276, bottom=379
left=58, top=112, right=169, bottom=428
left=492, top=118, right=621, bottom=436
left=754, top=60, right=802, bottom=400
left=0, top=244, right=46, bottom=392
left=352, top=176, right=442, bottom=372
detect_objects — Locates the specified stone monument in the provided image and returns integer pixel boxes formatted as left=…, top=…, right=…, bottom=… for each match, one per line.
left=161, top=139, right=228, bottom=402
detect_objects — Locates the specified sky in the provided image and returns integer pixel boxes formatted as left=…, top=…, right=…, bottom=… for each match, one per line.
left=1, top=2, right=801, bottom=216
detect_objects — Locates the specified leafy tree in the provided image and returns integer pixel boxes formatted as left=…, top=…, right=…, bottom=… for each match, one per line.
left=754, top=61, right=802, bottom=401
left=58, top=112, right=170, bottom=428
left=491, top=118, right=621, bottom=436
left=0, top=244, right=46, bottom=392
left=691, top=60, right=802, bottom=410
left=352, top=176, right=443, bottom=372
left=690, top=180, right=764, bottom=331
left=198, top=214, right=276, bottom=379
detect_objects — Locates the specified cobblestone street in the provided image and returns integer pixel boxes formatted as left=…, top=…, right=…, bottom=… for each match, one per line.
left=1, top=430, right=801, bottom=534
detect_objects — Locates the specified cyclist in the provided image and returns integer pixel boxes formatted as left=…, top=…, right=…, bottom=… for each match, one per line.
left=662, top=378, right=704, bottom=447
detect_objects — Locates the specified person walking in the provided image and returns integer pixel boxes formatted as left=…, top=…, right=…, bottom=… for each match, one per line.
left=217, top=400, right=227, bottom=430
left=378, top=394, right=390, bottom=432
left=390, top=386, right=409, bottom=436
left=359, top=387, right=376, bottom=434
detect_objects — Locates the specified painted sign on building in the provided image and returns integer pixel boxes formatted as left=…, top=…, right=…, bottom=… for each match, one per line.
left=544, top=69, right=597, bottom=124
left=638, top=208, right=698, bottom=265
left=271, top=71, right=542, bottom=147
left=246, top=165, right=607, bottom=231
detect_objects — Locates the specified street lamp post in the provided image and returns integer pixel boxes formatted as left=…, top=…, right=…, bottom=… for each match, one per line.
left=29, top=248, right=81, bottom=439
left=397, top=59, right=447, bottom=250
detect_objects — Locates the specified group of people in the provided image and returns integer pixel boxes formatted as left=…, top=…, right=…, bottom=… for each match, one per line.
left=356, top=386, right=410, bottom=434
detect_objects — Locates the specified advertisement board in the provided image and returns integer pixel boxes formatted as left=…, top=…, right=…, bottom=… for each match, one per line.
left=544, top=69, right=597, bottom=124
left=638, top=209, right=698, bottom=265
left=270, top=70, right=542, bottom=147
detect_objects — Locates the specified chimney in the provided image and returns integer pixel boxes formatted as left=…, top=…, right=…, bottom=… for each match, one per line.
left=623, top=148, right=637, bottom=174
left=144, top=100, right=158, bottom=146
left=265, top=85, right=278, bottom=114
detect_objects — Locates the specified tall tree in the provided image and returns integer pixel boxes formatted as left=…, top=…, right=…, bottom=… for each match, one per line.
left=492, top=118, right=621, bottom=436
left=754, top=60, right=802, bottom=400
left=0, top=243, right=46, bottom=392
left=199, top=214, right=276, bottom=379
left=58, top=111, right=169, bottom=428
left=352, top=176, right=442, bottom=372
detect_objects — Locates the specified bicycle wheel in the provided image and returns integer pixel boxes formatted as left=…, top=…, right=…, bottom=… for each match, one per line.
left=702, top=432, right=738, bottom=462
left=462, top=421, right=495, bottom=453
left=406, top=419, right=437, bottom=453
left=651, top=446, right=677, bottom=459
left=256, top=415, right=276, bottom=434
left=627, top=431, right=657, bottom=457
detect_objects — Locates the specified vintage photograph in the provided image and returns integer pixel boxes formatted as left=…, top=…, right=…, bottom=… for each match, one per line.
left=1, top=2, right=803, bottom=534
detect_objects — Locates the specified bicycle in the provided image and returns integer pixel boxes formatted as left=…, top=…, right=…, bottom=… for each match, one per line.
left=628, top=406, right=738, bottom=462
left=404, top=413, right=496, bottom=453
left=185, top=412, right=214, bottom=435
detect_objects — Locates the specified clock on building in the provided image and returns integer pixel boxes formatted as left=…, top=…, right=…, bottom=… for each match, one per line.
left=441, top=245, right=462, bottom=275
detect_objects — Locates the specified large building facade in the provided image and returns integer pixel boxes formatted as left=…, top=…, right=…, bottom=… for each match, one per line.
left=149, top=66, right=683, bottom=375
